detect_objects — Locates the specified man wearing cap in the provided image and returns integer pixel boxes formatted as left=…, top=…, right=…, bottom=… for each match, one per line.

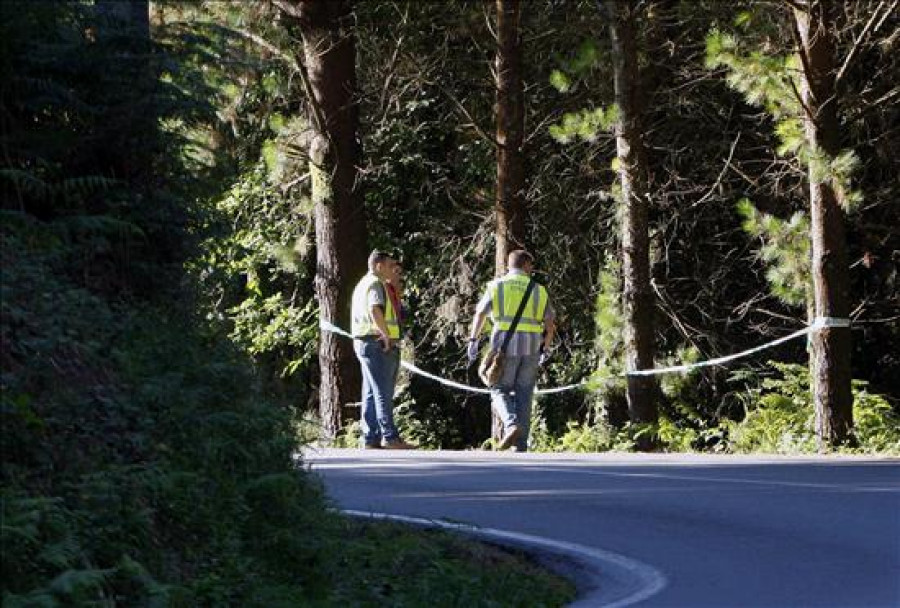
left=467, top=249, right=556, bottom=451
left=351, top=250, right=414, bottom=450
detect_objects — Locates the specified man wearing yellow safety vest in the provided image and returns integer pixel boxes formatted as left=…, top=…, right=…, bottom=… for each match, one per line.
left=351, top=250, right=414, bottom=450
left=467, top=250, right=556, bottom=451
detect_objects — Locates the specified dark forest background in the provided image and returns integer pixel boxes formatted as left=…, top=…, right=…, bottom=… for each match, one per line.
left=2, top=0, right=898, bottom=604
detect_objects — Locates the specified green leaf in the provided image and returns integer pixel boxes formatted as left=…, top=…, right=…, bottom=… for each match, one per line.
left=549, top=69, right=571, bottom=93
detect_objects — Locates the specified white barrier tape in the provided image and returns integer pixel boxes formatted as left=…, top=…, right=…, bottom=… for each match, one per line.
left=536, top=381, right=589, bottom=395
left=811, top=316, right=851, bottom=328
left=319, top=320, right=492, bottom=394
left=320, top=320, right=355, bottom=340
left=400, top=360, right=492, bottom=394
left=626, top=326, right=813, bottom=377
left=320, top=317, right=848, bottom=394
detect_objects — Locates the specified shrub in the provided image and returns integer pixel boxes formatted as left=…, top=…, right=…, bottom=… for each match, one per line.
left=725, top=362, right=900, bottom=454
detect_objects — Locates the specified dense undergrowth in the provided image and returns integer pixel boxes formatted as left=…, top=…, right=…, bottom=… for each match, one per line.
left=529, top=362, right=900, bottom=455
left=1, top=218, right=575, bottom=607
left=1, top=222, right=326, bottom=605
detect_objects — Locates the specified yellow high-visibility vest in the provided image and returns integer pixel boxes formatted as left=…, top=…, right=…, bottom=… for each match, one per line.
left=351, top=273, right=400, bottom=339
left=489, top=274, right=547, bottom=333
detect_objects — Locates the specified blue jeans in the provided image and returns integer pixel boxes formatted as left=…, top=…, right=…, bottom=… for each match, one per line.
left=491, top=353, right=539, bottom=451
left=354, top=338, right=400, bottom=445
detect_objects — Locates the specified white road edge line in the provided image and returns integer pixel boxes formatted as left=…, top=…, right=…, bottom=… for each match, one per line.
left=343, top=509, right=668, bottom=608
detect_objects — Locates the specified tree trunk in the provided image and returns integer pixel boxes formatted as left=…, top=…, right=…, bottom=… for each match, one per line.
left=606, top=0, right=658, bottom=443
left=295, top=0, right=368, bottom=440
left=494, top=0, right=527, bottom=278
left=491, top=0, right=527, bottom=442
left=793, top=1, right=853, bottom=448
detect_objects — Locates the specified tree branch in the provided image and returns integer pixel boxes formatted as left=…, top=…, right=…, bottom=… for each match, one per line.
left=788, top=10, right=818, bottom=121
left=834, top=0, right=891, bottom=86
left=231, top=27, right=299, bottom=72
left=230, top=24, right=328, bottom=137
left=271, top=0, right=303, bottom=19
left=691, top=132, right=741, bottom=208
left=294, top=32, right=331, bottom=137
left=438, top=85, right=500, bottom=148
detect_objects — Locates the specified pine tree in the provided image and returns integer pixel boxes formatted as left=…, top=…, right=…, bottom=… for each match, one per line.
left=276, top=0, right=368, bottom=439
left=605, top=0, right=658, bottom=445
left=706, top=1, right=859, bottom=447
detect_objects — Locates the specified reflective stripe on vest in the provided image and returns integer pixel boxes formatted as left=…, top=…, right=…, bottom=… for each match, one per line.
left=489, top=275, right=547, bottom=333
left=351, top=273, right=400, bottom=339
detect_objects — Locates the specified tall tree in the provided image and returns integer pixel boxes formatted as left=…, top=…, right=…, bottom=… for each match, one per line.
left=605, top=0, right=658, bottom=440
left=276, top=0, right=368, bottom=439
left=490, top=0, right=527, bottom=440
left=494, top=0, right=527, bottom=277
left=792, top=0, right=853, bottom=447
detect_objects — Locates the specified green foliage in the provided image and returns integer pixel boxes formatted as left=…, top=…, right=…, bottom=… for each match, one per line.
left=705, top=30, right=801, bottom=124
left=554, top=420, right=632, bottom=453
left=534, top=359, right=900, bottom=455
left=852, top=390, right=900, bottom=454
left=549, top=104, right=618, bottom=144
left=549, top=38, right=603, bottom=94
left=725, top=362, right=900, bottom=454
left=554, top=355, right=900, bottom=455
left=588, top=261, right=627, bottom=419
left=323, top=519, right=576, bottom=607
left=706, top=28, right=863, bottom=211
left=736, top=198, right=810, bottom=308
left=0, top=0, right=216, bottom=299
left=1, top=220, right=335, bottom=604
left=0, top=3, right=332, bottom=603
left=394, top=387, right=464, bottom=450
left=191, top=164, right=317, bottom=383
left=724, top=362, right=819, bottom=453
left=549, top=69, right=572, bottom=93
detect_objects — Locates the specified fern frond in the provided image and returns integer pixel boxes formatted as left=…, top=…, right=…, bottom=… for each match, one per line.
left=0, top=168, right=51, bottom=199
left=51, top=215, right=146, bottom=239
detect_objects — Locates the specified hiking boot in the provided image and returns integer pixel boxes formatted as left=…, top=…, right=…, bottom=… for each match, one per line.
left=382, top=438, right=416, bottom=450
left=497, top=425, right=521, bottom=451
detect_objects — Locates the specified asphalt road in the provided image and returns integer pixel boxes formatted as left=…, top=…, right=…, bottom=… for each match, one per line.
left=306, top=450, right=900, bottom=608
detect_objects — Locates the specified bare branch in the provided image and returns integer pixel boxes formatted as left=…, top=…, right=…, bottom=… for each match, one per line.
left=787, top=12, right=818, bottom=120
left=834, top=0, right=890, bottom=85
left=377, top=7, right=409, bottom=127
left=271, top=0, right=303, bottom=19
left=872, top=0, right=900, bottom=33
left=262, top=1, right=330, bottom=141
left=691, top=132, right=741, bottom=208
left=438, top=85, right=500, bottom=148
left=231, top=27, right=300, bottom=72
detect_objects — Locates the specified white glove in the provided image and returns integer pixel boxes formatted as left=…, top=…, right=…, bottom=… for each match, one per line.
left=467, top=339, right=480, bottom=362
left=539, top=346, right=550, bottom=367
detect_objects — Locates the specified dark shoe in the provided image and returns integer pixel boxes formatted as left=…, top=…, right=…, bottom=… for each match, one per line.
left=363, top=442, right=383, bottom=450
left=497, top=426, right=520, bottom=451
left=382, top=438, right=416, bottom=450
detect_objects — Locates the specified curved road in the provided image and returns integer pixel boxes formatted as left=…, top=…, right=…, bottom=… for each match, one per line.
left=306, top=449, right=900, bottom=607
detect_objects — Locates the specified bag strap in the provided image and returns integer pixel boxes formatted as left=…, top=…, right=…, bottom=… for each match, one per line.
left=498, top=278, right=536, bottom=354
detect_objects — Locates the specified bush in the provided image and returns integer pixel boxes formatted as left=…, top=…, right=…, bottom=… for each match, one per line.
left=724, top=362, right=900, bottom=454
left=1, top=223, right=327, bottom=605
